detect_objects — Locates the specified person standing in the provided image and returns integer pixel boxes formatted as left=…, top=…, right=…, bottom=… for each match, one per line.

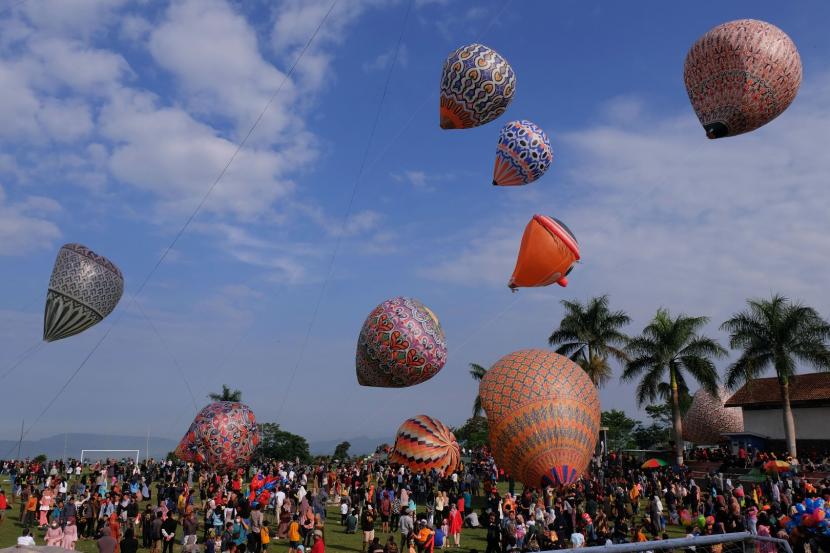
left=121, top=528, right=139, bottom=553
left=0, top=488, right=8, bottom=527
left=448, top=505, right=462, bottom=548
left=162, top=513, right=178, bottom=553
left=399, top=508, right=413, bottom=552
left=97, top=527, right=118, bottom=553
left=249, top=504, right=263, bottom=553
left=310, top=530, right=325, bottom=553
left=361, top=504, right=377, bottom=553
left=151, top=512, right=164, bottom=553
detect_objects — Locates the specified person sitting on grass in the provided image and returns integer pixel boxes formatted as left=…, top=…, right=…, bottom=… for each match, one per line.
left=346, top=509, right=358, bottom=534
left=18, top=527, right=37, bottom=547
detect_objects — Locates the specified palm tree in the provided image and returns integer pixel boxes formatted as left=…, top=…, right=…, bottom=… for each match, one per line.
left=622, top=309, right=725, bottom=466
left=469, top=363, right=488, bottom=417
left=208, top=384, right=242, bottom=402
left=548, top=295, right=630, bottom=387
left=721, top=294, right=830, bottom=459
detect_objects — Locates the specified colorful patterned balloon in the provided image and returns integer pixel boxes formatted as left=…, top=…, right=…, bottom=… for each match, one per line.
left=493, top=120, right=553, bottom=186
left=684, top=19, right=802, bottom=139
left=682, top=388, right=744, bottom=444
left=356, top=297, right=447, bottom=388
left=43, top=243, right=124, bottom=342
left=509, top=215, right=579, bottom=289
left=480, top=350, right=600, bottom=487
left=440, top=43, right=516, bottom=130
left=175, top=402, right=260, bottom=471
left=389, top=415, right=460, bottom=475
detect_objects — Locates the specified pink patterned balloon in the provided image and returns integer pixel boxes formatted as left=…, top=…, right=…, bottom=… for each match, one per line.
left=175, top=402, right=260, bottom=470
left=684, top=19, right=802, bottom=139
left=682, top=388, right=744, bottom=444
left=356, top=297, right=447, bottom=387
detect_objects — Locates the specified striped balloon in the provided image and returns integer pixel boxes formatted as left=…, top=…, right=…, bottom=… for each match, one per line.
left=43, top=243, right=124, bottom=342
left=480, top=349, right=600, bottom=487
left=389, top=415, right=460, bottom=474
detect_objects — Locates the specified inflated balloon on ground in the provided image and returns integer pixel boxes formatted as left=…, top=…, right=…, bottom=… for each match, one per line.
left=480, top=349, right=600, bottom=487
left=175, top=401, right=260, bottom=470
left=389, top=415, right=460, bottom=474
left=509, top=215, right=579, bottom=289
left=440, top=43, right=515, bottom=130
left=43, top=243, right=124, bottom=342
left=356, top=297, right=447, bottom=387
left=493, top=120, right=552, bottom=186
left=682, top=388, right=744, bottom=444
left=684, top=19, right=802, bottom=139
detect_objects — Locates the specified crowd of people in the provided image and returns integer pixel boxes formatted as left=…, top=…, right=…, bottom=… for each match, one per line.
left=0, top=445, right=828, bottom=553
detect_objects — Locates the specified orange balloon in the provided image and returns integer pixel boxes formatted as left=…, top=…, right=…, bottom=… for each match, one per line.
left=508, top=215, right=579, bottom=290
left=479, top=350, right=600, bottom=487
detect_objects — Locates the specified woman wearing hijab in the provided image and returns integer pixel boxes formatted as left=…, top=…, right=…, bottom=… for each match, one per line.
left=63, top=517, right=79, bottom=550
left=46, top=520, right=65, bottom=546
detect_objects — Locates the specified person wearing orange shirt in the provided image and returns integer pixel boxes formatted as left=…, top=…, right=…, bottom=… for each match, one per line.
left=414, top=521, right=434, bottom=553
left=24, top=493, right=38, bottom=528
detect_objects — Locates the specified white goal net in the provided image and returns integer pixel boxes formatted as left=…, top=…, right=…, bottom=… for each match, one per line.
left=80, top=449, right=140, bottom=464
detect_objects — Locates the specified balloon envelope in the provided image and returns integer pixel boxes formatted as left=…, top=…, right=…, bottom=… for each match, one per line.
left=440, top=43, right=515, bottom=130
left=509, top=215, right=579, bottom=289
left=43, top=243, right=124, bottom=342
left=175, top=401, right=260, bottom=471
left=682, top=388, right=744, bottom=444
left=479, top=349, right=600, bottom=487
left=684, top=19, right=802, bottom=139
left=356, top=297, right=447, bottom=387
left=493, top=120, right=552, bottom=186
left=389, top=415, right=460, bottom=475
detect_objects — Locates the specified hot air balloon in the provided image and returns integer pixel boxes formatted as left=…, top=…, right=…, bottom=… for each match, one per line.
left=174, top=421, right=201, bottom=463
left=440, top=43, right=515, bottom=130
left=479, top=349, right=600, bottom=487
left=175, top=401, right=260, bottom=471
left=509, top=215, right=579, bottom=290
left=682, top=388, right=744, bottom=444
left=493, top=120, right=552, bottom=186
left=356, top=297, right=447, bottom=388
left=389, top=415, right=460, bottom=474
left=684, top=19, right=802, bottom=139
left=43, top=243, right=124, bottom=342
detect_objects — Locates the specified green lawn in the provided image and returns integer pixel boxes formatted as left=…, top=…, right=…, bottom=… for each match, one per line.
left=0, top=476, right=686, bottom=552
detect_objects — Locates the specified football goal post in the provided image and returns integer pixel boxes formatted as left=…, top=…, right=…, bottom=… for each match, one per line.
left=80, top=449, right=140, bottom=464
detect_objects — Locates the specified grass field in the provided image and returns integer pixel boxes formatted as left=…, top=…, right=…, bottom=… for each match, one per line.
left=0, top=476, right=685, bottom=552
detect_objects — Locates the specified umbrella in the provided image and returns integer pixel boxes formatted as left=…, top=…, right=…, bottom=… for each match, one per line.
left=764, top=460, right=790, bottom=473
left=641, top=458, right=668, bottom=469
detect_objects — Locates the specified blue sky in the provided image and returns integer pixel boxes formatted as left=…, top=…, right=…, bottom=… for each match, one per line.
left=2, top=0, right=830, bottom=448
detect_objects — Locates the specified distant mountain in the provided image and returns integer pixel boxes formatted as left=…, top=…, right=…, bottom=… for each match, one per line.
left=309, top=435, right=392, bottom=457
left=0, top=433, right=178, bottom=461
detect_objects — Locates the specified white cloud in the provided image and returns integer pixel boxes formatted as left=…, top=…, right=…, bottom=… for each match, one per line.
left=362, top=44, right=408, bottom=72
left=391, top=169, right=457, bottom=191
left=18, top=0, right=129, bottom=39
left=0, top=184, right=61, bottom=255
left=149, top=0, right=298, bottom=145
left=100, top=88, right=305, bottom=218
left=26, top=37, right=130, bottom=94
left=271, top=0, right=390, bottom=91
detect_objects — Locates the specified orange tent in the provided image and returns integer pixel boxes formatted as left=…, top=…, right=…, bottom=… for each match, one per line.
left=508, top=215, right=579, bottom=289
